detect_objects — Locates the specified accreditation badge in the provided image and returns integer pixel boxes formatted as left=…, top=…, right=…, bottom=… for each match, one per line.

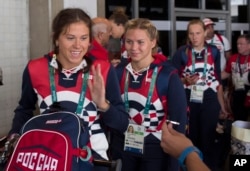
left=233, top=76, right=245, bottom=90
left=124, top=124, right=145, bottom=154
left=190, top=84, right=204, bottom=103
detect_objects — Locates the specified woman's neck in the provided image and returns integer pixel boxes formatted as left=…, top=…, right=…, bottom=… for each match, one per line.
left=57, top=57, right=80, bottom=70
left=131, top=57, right=154, bottom=72
left=193, top=44, right=205, bottom=52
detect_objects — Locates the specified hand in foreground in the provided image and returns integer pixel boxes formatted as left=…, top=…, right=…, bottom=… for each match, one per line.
left=88, top=64, right=109, bottom=111
left=161, top=123, right=211, bottom=171
left=161, top=123, right=193, bottom=158
left=185, top=74, right=199, bottom=85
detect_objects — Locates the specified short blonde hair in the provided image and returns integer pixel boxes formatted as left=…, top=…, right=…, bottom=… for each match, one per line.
left=125, top=18, right=158, bottom=52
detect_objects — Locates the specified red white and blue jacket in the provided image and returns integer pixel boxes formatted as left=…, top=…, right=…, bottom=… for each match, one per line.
left=9, top=52, right=129, bottom=160
left=172, top=44, right=221, bottom=93
left=116, top=55, right=187, bottom=137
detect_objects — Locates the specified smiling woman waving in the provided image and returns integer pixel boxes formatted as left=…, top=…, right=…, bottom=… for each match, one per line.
left=7, top=8, right=129, bottom=171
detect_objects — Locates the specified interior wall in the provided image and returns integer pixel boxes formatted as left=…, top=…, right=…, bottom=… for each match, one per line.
left=64, top=0, right=97, bottom=17
left=0, top=0, right=29, bottom=137
left=29, top=0, right=50, bottom=59
left=0, top=0, right=99, bottom=137
left=29, top=0, right=97, bottom=60
left=29, top=0, right=63, bottom=59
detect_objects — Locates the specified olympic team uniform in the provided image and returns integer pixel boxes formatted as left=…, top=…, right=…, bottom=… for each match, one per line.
left=89, top=39, right=109, bottom=61
left=224, top=53, right=250, bottom=121
left=9, top=52, right=129, bottom=163
left=114, top=55, right=187, bottom=171
left=206, top=33, right=231, bottom=70
left=172, top=44, right=222, bottom=170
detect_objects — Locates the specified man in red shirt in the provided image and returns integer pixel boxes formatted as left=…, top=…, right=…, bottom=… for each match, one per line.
left=89, top=17, right=112, bottom=61
left=222, top=34, right=250, bottom=121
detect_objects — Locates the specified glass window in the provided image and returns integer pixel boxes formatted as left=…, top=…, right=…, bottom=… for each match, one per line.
left=176, top=31, right=188, bottom=49
left=175, top=0, right=199, bottom=9
left=231, top=0, right=248, bottom=23
left=206, top=0, right=224, bottom=10
left=105, top=0, right=132, bottom=18
left=138, top=0, right=168, bottom=20
left=158, top=31, right=170, bottom=56
left=175, top=0, right=227, bottom=10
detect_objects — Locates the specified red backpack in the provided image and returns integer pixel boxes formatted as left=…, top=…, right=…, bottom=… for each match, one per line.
left=5, top=111, right=93, bottom=171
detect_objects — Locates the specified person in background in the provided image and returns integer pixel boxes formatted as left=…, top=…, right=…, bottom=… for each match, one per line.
left=7, top=8, right=129, bottom=171
left=222, top=34, right=250, bottom=121
left=108, top=6, right=129, bottom=67
left=161, top=123, right=210, bottom=171
left=107, top=37, right=122, bottom=63
left=171, top=19, right=229, bottom=170
left=114, top=18, right=187, bottom=171
left=203, top=18, right=231, bottom=87
left=89, top=17, right=112, bottom=61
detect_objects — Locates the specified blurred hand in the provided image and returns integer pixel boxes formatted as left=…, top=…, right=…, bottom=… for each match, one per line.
left=161, top=123, right=193, bottom=158
left=219, top=108, right=230, bottom=119
left=185, top=74, right=199, bottom=85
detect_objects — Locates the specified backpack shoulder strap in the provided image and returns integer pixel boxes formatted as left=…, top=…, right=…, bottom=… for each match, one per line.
left=215, top=33, right=224, bottom=46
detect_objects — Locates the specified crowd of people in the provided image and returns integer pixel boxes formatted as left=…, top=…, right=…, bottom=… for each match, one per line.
left=1, top=6, right=250, bottom=171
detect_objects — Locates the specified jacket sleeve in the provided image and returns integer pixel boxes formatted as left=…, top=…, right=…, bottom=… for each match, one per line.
left=101, top=65, right=129, bottom=133
left=160, top=67, right=187, bottom=171
left=171, top=46, right=186, bottom=76
left=213, top=47, right=222, bottom=83
left=9, top=66, right=37, bottom=135
left=167, top=70, right=187, bottom=133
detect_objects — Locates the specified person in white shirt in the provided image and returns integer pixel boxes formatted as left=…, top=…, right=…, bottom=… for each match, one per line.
left=203, top=18, right=231, bottom=71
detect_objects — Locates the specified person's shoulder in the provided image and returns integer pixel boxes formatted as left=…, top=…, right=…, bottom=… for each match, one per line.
left=215, top=33, right=230, bottom=43
left=115, top=60, right=127, bottom=76
left=160, top=61, right=178, bottom=75
left=207, top=43, right=219, bottom=52
left=216, top=33, right=228, bottom=40
left=28, top=54, right=49, bottom=66
left=208, top=43, right=218, bottom=50
left=226, top=53, right=238, bottom=64
left=207, top=44, right=221, bottom=58
left=172, top=45, right=189, bottom=58
left=230, top=53, right=238, bottom=59
left=177, top=45, right=189, bottom=52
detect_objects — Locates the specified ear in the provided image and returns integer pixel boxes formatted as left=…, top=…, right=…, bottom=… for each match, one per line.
left=97, top=32, right=104, bottom=39
left=151, top=39, right=157, bottom=49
